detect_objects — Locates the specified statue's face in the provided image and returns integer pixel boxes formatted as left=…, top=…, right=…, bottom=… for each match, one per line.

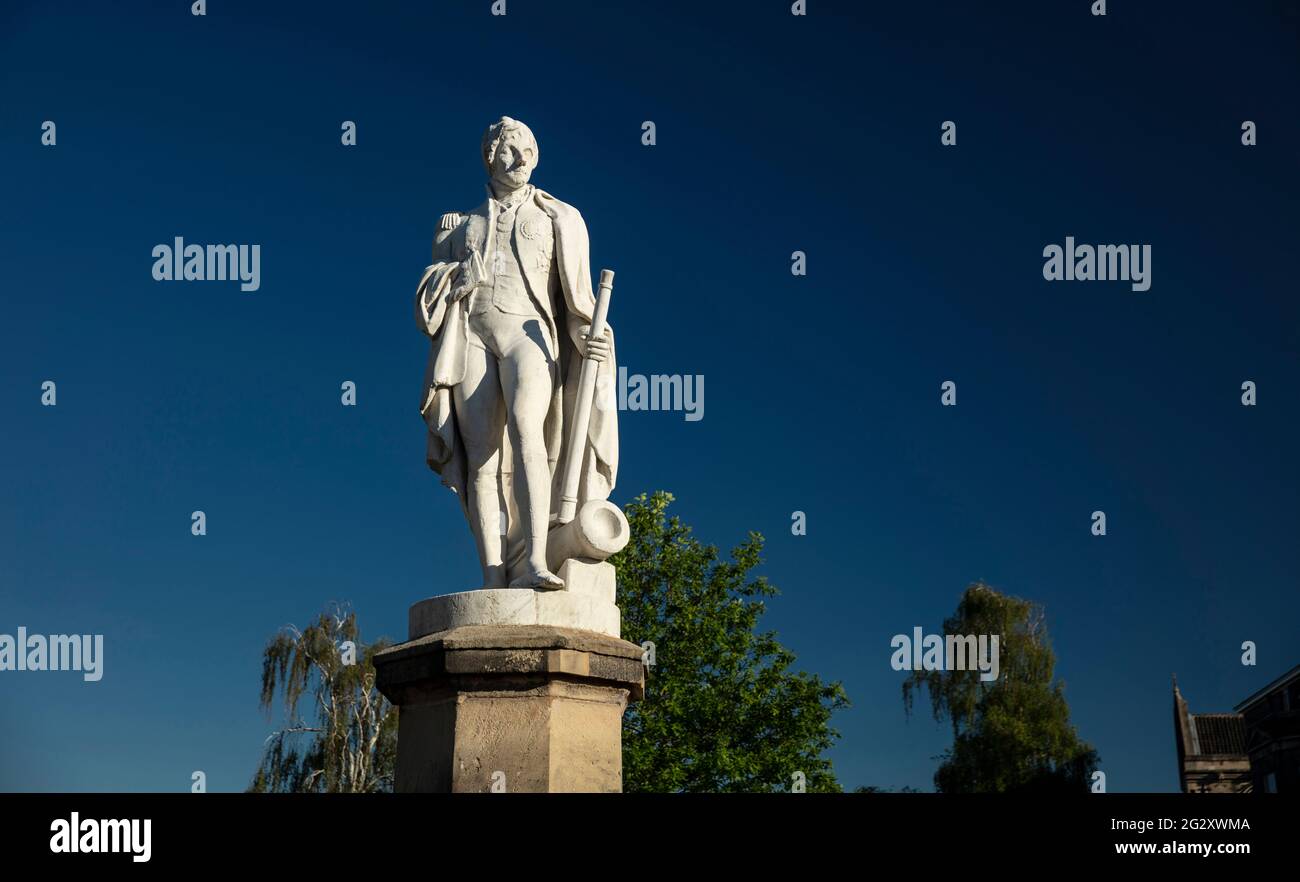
left=489, top=131, right=535, bottom=191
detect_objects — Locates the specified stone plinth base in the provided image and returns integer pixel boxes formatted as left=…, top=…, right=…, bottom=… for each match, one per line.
left=408, top=560, right=619, bottom=640
left=374, top=624, right=644, bottom=793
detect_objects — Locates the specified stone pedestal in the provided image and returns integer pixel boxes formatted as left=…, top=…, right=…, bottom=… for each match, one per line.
left=406, top=559, right=620, bottom=640
left=374, top=623, right=644, bottom=793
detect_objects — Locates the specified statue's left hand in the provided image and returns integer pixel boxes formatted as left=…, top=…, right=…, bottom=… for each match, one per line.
left=578, top=325, right=611, bottom=363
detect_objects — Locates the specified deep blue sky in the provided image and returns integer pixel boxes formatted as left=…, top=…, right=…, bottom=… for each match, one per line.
left=1, top=1, right=1297, bottom=792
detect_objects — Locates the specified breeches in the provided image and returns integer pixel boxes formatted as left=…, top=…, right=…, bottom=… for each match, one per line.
left=467, top=302, right=556, bottom=364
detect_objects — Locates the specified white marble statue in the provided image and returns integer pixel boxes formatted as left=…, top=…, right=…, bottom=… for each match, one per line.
left=415, top=117, right=622, bottom=591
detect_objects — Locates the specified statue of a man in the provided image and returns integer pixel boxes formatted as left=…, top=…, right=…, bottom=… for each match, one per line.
left=415, top=117, right=619, bottom=590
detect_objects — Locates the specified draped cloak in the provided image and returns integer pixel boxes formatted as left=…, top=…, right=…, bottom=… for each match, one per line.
left=414, top=187, right=618, bottom=528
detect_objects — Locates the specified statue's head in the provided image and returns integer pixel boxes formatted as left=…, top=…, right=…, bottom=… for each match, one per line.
left=482, top=116, right=538, bottom=192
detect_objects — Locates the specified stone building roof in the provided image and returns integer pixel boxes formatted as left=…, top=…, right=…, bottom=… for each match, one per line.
left=1190, top=713, right=1249, bottom=756
left=1173, top=676, right=1250, bottom=760
left=1234, top=663, right=1300, bottom=714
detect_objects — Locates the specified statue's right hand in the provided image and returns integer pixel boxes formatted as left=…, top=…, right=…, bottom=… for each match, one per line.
left=438, top=212, right=465, bottom=232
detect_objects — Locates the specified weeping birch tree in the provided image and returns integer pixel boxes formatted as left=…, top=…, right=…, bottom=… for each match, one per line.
left=902, top=582, right=1098, bottom=793
left=248, top=606, right=397, bottom=793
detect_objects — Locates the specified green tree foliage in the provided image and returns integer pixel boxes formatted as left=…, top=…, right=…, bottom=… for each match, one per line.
left=902, top=582, right=1098, bottom=793
left=853, top=785, right=922, bottom=793
left=612, top=491, right=849, bottom=792
left=248, top=605, right=397, bottom=793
